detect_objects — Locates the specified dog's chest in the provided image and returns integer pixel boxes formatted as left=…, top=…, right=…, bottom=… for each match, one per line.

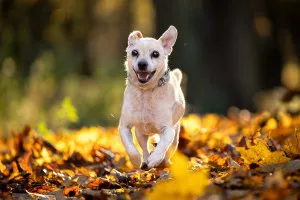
left=131, top=90, right=157, bottom=122
left=125, top=87, right=171, bottom=133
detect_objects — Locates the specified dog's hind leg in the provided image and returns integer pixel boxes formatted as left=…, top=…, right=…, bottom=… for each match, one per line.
left=158, top=122, right=180, bottom=168
left=144, top=125, right=176, bottom=169
left=135, top=129, right=150, bottom=168
left=167, top=122, right=180, bottom=159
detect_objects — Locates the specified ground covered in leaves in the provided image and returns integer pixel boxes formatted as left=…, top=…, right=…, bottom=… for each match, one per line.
left=1, top=110, right=300, bottom=199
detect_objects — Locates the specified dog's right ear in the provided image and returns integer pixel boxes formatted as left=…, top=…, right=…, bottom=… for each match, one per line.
left=128, top=31, right=143, bottom=47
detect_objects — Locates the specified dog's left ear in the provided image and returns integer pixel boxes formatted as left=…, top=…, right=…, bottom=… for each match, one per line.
left=159, top=25, right=178, bottom=55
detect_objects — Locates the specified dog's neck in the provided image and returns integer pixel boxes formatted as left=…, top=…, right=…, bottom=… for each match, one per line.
left=127, top=68, right=170, bottom=90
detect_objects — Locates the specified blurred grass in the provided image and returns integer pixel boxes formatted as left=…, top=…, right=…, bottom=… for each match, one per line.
left=0, top=51, right=125, bottom=136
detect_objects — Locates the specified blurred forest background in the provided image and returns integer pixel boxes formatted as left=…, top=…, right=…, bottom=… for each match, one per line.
left=0, top=0, right=300, bottom=135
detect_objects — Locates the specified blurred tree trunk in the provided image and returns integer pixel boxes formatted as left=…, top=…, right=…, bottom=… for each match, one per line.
left=254, top=0, right=300, bottom=90
left=200, top=0, right=259, bottom=112
left=79, top=0, right=94, bottom=76
left=154, top=0, right=259, bottom=113
left=255, top=0, right=283, bottom=89
left=1, top=0, right=53, bottom=77
left=281, top=0, right=300, bottom=60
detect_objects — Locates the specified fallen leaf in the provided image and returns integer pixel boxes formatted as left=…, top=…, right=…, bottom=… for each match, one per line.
left=63, top=185, right=79, bottom=197
left=147, top=153, right=208, bottom=200
left=260, top=160, right=300, bottom=174
left=18, top=151, right=33, bottom=174
left=237, top=139, right=290, bottom=167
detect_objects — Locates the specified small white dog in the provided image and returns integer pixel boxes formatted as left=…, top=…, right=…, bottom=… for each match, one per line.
left=119, top=25, right=185, bottom=169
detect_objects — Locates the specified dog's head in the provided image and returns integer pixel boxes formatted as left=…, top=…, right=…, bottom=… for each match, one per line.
left=125, top=26, right=177, bottom=87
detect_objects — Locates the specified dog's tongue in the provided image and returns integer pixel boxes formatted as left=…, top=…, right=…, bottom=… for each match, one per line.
left=137, top=72, right=149, bottom=80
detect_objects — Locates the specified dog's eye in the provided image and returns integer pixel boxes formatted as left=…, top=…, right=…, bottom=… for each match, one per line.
left=131, top=50, right=139, bottom=57
left=151, top=51, right=159, bottom=58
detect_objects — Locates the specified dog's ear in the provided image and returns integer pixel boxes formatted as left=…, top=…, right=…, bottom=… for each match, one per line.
left=159, top=25, right=177, bottom=55
left=128, top=31, right=143, bottom=47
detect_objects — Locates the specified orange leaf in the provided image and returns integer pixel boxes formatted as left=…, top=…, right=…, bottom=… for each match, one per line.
left=18, top=151, right=33, bottom=174
left=63, top=185, right=79, bottom=197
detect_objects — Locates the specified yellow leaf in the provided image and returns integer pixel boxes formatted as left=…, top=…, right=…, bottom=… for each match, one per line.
left=237, top=139, right=290, bottom=166
left=264, top=118, right=277, bottom=131
left=0, top=160, right=6, bottom=173
left=284, top=129, right=300, bottom=157
left=181, top=114, right=202, bottom=137
left=147, top=153, right=208, bottom=200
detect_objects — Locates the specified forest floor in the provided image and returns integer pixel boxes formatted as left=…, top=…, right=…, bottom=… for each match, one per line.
left=1, top=110, right=300, bottom=199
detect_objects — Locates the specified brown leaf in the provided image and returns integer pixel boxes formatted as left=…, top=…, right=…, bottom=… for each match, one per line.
left=87, top=177, right=121, bottom=190
left=26, top=190, right=57, bottom=200
left=18, top=151, right=33, bottom=174
left=260, top=160, right=300, bottom=174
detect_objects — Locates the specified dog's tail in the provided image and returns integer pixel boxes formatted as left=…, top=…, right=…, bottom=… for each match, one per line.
left=172, top=68, right=183, bottom=84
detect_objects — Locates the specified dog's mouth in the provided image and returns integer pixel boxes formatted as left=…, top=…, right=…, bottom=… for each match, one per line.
left=135, top=70, right=156, bottom=84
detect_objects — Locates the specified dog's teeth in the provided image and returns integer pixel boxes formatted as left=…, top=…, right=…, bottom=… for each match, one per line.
left=138, top=73, right=149, bottom=80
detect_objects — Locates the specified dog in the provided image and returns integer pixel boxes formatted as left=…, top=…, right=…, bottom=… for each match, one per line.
left=119, top=25, right=185, bottom=169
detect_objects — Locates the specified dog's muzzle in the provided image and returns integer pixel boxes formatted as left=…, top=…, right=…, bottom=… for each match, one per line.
left=134, top=70, right=156, bottom=84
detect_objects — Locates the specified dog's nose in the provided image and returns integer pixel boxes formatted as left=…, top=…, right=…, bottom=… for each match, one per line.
left=138, top=60, right=148, bottom=71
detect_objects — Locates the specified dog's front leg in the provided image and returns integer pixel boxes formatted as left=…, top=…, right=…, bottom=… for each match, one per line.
left=119, top=126, right=141, bottom=167
left=145, top=126, right=175, bottom=169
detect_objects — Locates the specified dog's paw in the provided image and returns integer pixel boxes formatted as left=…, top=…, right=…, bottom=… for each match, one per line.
left=140, top=162, right=148, bottom=170
left=145, top=153, right=165, bottom=169
left=128, top=150, right=141, bottom=168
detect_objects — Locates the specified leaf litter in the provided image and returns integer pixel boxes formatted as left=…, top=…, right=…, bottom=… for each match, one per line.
left=0, top=110, right=300, bottom=199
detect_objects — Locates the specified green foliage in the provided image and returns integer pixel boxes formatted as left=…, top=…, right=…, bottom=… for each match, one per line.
left=37, top=122, right=49, bottom=137
left=0, top=51, right=125, bottom=136
left=56, top=97, right=79, bottom=124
